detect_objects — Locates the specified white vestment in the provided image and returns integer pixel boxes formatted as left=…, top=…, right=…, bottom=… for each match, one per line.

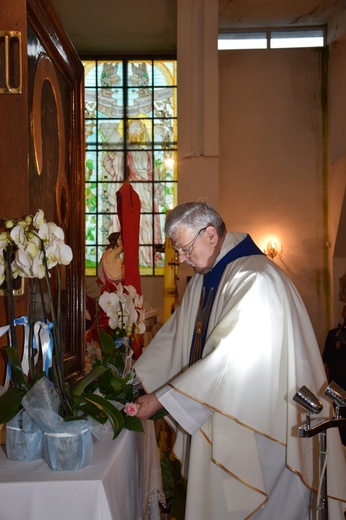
left=134, top=233, right=346, bottom=520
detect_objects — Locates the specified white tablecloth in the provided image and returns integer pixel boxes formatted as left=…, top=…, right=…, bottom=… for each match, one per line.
left=0, top=421, right=164, bottom=520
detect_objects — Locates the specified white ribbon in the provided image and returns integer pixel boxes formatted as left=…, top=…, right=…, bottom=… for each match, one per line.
left=33, top=321, right=54, bottom=379
left=0, top=317, right=54, bottom=388
left=44, top=429, right=89, bottom=438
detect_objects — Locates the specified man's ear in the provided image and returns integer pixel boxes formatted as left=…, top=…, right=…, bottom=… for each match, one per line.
left=205, top=226, right=218, bottom=245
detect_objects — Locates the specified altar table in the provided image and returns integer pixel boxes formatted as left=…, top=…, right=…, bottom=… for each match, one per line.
left=0, top=421, right=164, bottom=520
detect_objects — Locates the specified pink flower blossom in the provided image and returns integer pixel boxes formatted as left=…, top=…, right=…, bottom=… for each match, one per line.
left=124, top=402, right=140, bottom=417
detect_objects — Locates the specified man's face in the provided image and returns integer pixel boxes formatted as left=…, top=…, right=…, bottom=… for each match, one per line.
left=128, top=122, right=142, bottom=143
left=172, top=225, right=219, bottom=275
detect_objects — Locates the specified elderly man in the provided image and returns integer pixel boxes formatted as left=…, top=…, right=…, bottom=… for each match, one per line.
left=134, top=200, right=346, bottom=520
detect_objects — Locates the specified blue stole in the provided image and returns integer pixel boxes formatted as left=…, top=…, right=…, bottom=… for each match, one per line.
left=189, top=234, right=264, bottom=365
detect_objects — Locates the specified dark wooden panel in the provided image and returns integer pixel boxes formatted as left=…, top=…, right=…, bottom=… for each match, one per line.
left=0, top=0, right=85, bottom=385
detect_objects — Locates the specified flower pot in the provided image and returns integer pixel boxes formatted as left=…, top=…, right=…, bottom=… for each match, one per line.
left=43, top=427, right=93, bottom=471
left=6, top=424, right=43, bottom=462
left=5, top=409, right=43, bottom=462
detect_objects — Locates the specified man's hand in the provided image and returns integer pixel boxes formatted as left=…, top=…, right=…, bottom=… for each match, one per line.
left=134, top=393, right=163, bottom=421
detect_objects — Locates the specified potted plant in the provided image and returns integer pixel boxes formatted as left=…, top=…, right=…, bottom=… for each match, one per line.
left=0, top=210, right=144, bottom=469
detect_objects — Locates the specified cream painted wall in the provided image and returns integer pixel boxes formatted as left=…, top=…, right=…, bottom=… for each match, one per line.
left=328, top=40, right=346, bottom=327
left=218, top=48, right=330, bottom=345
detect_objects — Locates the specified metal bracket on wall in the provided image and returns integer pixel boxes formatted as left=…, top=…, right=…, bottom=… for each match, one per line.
left=0, top=31, right=22, bottom=94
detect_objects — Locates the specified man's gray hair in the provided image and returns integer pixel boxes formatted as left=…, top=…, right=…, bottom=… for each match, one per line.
left=165, top=200, right=226, bottom=238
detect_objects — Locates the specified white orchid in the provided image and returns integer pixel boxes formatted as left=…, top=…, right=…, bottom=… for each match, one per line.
left=13, top=247, right=33, bottom=278
left=26, top=237, right=41, bottom=259
left=108, top=314, right=121, bottom=330
left=10, top=225, right=27, bottom=248
left=98, top=284, right=146, bottom=336
left=0, top=231, right=10, bottom=246
left=0, top=210, right=73, bottom=285
left=0, top=208, right=91, bottom=430
left=38, top=222, right=64, bottom=249
left=45, top=243, right=60, bottom=269
left=0, top=260, right=5, bottom=286
left=33, top=209, right=45, bottom=229
left=99, top=291, right=121, bottom=316
left=56, top=241, right=73, bottom=265
left=31, top=253, right=46, bottom=279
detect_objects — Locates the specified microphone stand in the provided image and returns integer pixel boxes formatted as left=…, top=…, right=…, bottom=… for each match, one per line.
left=297, top=415, right=346, bottom=520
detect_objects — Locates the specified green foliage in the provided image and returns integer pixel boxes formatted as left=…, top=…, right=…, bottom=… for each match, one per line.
left=123, top=414, right=144, bottom=432
left=160, top=452, right=187, bottom=520
left=74, top=327, right=144, bottom=436
left=5, top=347, right=30, bottom=391
left=0, top=348, right=143, bottom=438
left=0, top=387, right=27, bottom=424
left=74, top=393, right=125, bottom=439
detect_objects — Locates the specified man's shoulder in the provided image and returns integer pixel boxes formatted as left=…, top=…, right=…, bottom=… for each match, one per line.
left=221, top=232, right=247, bottom=253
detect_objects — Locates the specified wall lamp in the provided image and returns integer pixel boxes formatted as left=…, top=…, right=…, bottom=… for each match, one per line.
left=293, top=385, right=323, bottom=429
left=264, top=240, right=282, bottom=259
left=324, top=381, right=346, bottom=419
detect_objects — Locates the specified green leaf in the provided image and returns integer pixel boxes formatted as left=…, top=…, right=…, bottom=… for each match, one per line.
left=68, top=397, right=108, bottom=424
left=99, top=329, right=116, bottom=356
left=0, top=387, right=27, bottom=423
left=124, top=415, right=144, bottom=432
left=109, top=377, right=125, bottom=392
left=78, top=393, right=125, bottom=439
left=72, top=365, right=108, bottom=397
left=5, top=347, right=30, bottom=391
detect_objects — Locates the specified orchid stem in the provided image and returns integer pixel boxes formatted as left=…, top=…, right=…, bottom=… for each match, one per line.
left=41, top=245, right=71, bottom=417
left=5, top=244, right=18, bottom=352
left=28, top=278, right=36, bottom=382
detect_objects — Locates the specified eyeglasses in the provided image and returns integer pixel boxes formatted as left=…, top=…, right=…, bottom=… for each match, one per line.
left=173, top=227, right=207, bottom=257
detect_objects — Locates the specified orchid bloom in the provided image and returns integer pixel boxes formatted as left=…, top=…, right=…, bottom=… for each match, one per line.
left=26, top=237, right=41, bottom=259
left=99, top=291, right=121, bottom=316
left=10, top=225, right=27, bottom=249
left=0, top=231, right=10, bottom=246
left=0, top=261, right=5, bottom=286
left=45, top=243, right=60, bottom=269
left=0, top=209, right=73, bottom=285
left=124, top=285, right=137, bottom=299
left=56, top=241, right=73, bottom=265
left=13, top=247, right=33, bottom=277
left=33, top=209, right=46, bottom=229
left=31, top=253, right=46, bottom=279
left=98, top=284, right=146, bottom=335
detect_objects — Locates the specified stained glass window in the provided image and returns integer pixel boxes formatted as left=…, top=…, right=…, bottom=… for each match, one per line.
left=83, top=59, right=178, bottom=276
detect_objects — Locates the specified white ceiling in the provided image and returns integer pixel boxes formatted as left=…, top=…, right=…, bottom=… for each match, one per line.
left=50, top=0, right=344, bottom=55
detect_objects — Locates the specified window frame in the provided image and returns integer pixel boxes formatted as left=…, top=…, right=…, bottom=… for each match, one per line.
left=82, top=55, right=178, bottom=278
left=218, top=26, right=326, bottom=50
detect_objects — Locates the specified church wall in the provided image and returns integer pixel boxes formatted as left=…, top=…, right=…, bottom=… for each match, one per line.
left=328, top=40, right=346, bottom=326
left=218, top=48, right=328, bottom=347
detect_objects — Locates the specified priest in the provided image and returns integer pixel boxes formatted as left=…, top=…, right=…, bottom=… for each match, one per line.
left=134, top=200, right=346, bottom=520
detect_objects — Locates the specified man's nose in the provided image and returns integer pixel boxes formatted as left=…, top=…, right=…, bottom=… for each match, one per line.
left=177, top=251, right=188, bottom=262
